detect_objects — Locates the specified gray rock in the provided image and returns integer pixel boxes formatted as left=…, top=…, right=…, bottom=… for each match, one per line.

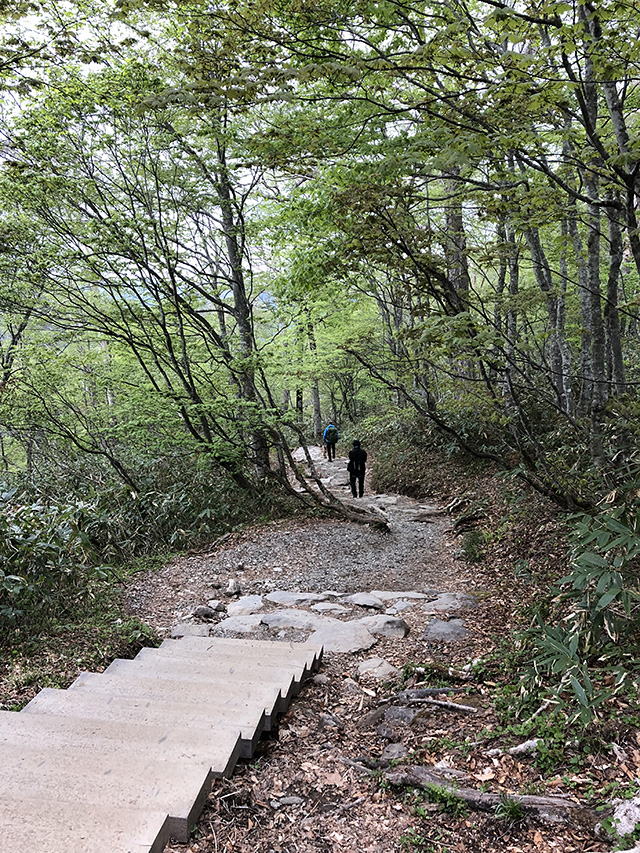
left=370, top=590, right=428, bottom=601
left=265, top=590, right=328, bottom=605
left=344, top=592, right=385, bottom=610
left=358, top=707, right=386, bottom=729
left=358, top=657, right=400, bottom=680
left=311, top=602, right=351, bottom=614
left=211, top=614, right=263, bottom=634
left=226, top=578, right=242, bottom=596
left=609, top=794, right=640, bottom=838
left=207, top=599, right=226, bottom=612
left=358, top=615, right=410, bottom=638
left=279, top=796, right=304, bottom=806
left=422, top=592, right=476, bottom=614
left=171, top=623, right=210, bottom=638
left=384, top=707, right=417, bottom=725
left=312, top=673, right=329, bottom=685
left=380, top=743, right=408, bottom=763
left=342, top=677, right=361, bottom=694
left=226, top=594, right=263, bottom=616
left=192, top=605, right=216, bottom=620
left=309, top=620, right=377, bottom=653
left=386, top=600, right=417, bottom=614
left=422, top=618, right=468, bottom=641
left=261, top=609, right=326, bottom=630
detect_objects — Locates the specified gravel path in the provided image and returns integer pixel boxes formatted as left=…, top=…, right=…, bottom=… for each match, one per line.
left=125, top=451, right=475, bottom=634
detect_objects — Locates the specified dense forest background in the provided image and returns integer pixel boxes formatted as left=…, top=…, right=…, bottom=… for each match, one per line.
left=1, top=0, right=640, bottom=719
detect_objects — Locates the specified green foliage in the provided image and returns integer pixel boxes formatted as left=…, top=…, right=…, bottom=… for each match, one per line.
left=494, top=793, right=525, bottom=825
left=421, top=785, right=468, bottom=818
left=0, top=492, right=106, bottom=630
left=525, top=499, right=640, bottom=722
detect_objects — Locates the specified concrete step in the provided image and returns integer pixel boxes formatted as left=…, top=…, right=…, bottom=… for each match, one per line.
left=23, top=687, right=265, bottom=757
left=102, top=657, right=299, bottom=708
left=134, top=644, right=311, bottom=686
left=0, top=710, right=242, bottom=778
left=161, top=637, right=322, bottom=671
left=67, top=670, right=287, bottom=725
left=0, top=798, right=170, bottom=853
left=0, top=741, right=212, bottom=842
left=5, top=637, right=323, bottom=852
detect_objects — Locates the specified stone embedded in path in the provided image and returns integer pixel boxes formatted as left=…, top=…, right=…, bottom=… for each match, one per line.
left=344, top=592, right=385, bottom=610
left=192, top=605, right=217, bottom=620
left=310, top=602, right=351, bottom=614
left=171, top=623, right=210, bottom=638
left=422, top=593, right=477, bottom=614
left=386, top=601, right=417, bottom=615
left=358, top=658, right=400, bottom=680
left=370, top=590, right=429, bottom=601
left=261, top=609, right=326, bottom=631
left=422, top=618, right=468, bottom=641
left=211, top=615, right=263, bottom=634
left=380, top=742, right=408, bottom=764
left=308, top=621, right=377, bottom=653
left=226, top=595, right=264, bottom=617
left=266, top=590, right=328, bottom=606
left=358, top=615, right=410, bottom=638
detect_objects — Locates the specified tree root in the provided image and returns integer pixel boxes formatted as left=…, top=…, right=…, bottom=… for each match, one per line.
left=385, top=765, right=598, bottom=827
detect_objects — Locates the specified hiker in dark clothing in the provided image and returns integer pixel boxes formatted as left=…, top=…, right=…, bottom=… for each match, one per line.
left=323, top=423, right=339, bottom=461
left=347, top=439, right=367, bottom=498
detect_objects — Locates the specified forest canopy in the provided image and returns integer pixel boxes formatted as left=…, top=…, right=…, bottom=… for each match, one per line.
left=0, top=0, right=640, bottom=557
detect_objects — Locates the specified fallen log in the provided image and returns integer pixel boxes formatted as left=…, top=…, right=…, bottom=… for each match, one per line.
left=385, top=765, right=597, bottom=826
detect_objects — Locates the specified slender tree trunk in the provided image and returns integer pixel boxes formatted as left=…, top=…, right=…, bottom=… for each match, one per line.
left=604, top=197, right=626, bottom=394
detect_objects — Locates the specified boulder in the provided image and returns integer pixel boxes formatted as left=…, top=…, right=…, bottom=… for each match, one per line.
left=226, top=578, right=242, bottom=596
left=370, top=590, right=429, bottom=601
left=311, top=602, right=351, bottom=614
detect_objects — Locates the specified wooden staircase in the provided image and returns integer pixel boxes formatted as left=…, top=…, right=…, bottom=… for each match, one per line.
left=0, top=637, right=322, bottom=853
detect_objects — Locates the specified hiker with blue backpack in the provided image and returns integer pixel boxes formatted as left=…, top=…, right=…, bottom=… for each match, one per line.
left=323, top=423, right=339, bottom=461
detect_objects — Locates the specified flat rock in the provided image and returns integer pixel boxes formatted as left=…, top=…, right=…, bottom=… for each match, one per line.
left=384, top=707, right=417, bottom=724
left=207, top=599, right=226, bottom=611
left=422, top=593, right=477, bottom=614
left=421, top=618, right=468, bottom=641
left=344, top=593, right=384, bottom=610
left=370, top=591, right=429, bottom=601
left=358, top=615, right=410, bottom=638
left=171, top=623, right=210, bottom=638
left=261, top=609, right=326, bottom=631
left=310, top=602, right=350, bottom=614
left=211, top=615, right=263, bottom=634
left=386, top=600, right=416, bottom=614
left=309, top=621, right=377, bottom=653
left=358, top=658, right=399, bottom=680
left=380, top=742, right=408, bottom=763
left=226, top=595, right=264, bottom=616
left=265, top=590, right=328, bottom=605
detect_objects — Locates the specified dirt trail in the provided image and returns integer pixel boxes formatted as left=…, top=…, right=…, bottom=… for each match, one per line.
left=125, top=450, right=604, bottom=853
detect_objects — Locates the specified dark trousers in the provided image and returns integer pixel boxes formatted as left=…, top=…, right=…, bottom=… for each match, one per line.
left=350, top=471, right=365, bottom=497
left=326, top=441, right=336, bottom=461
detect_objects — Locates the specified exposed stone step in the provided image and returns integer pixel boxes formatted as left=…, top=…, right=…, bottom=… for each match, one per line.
left=6, top=638, right=321, bottom=852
